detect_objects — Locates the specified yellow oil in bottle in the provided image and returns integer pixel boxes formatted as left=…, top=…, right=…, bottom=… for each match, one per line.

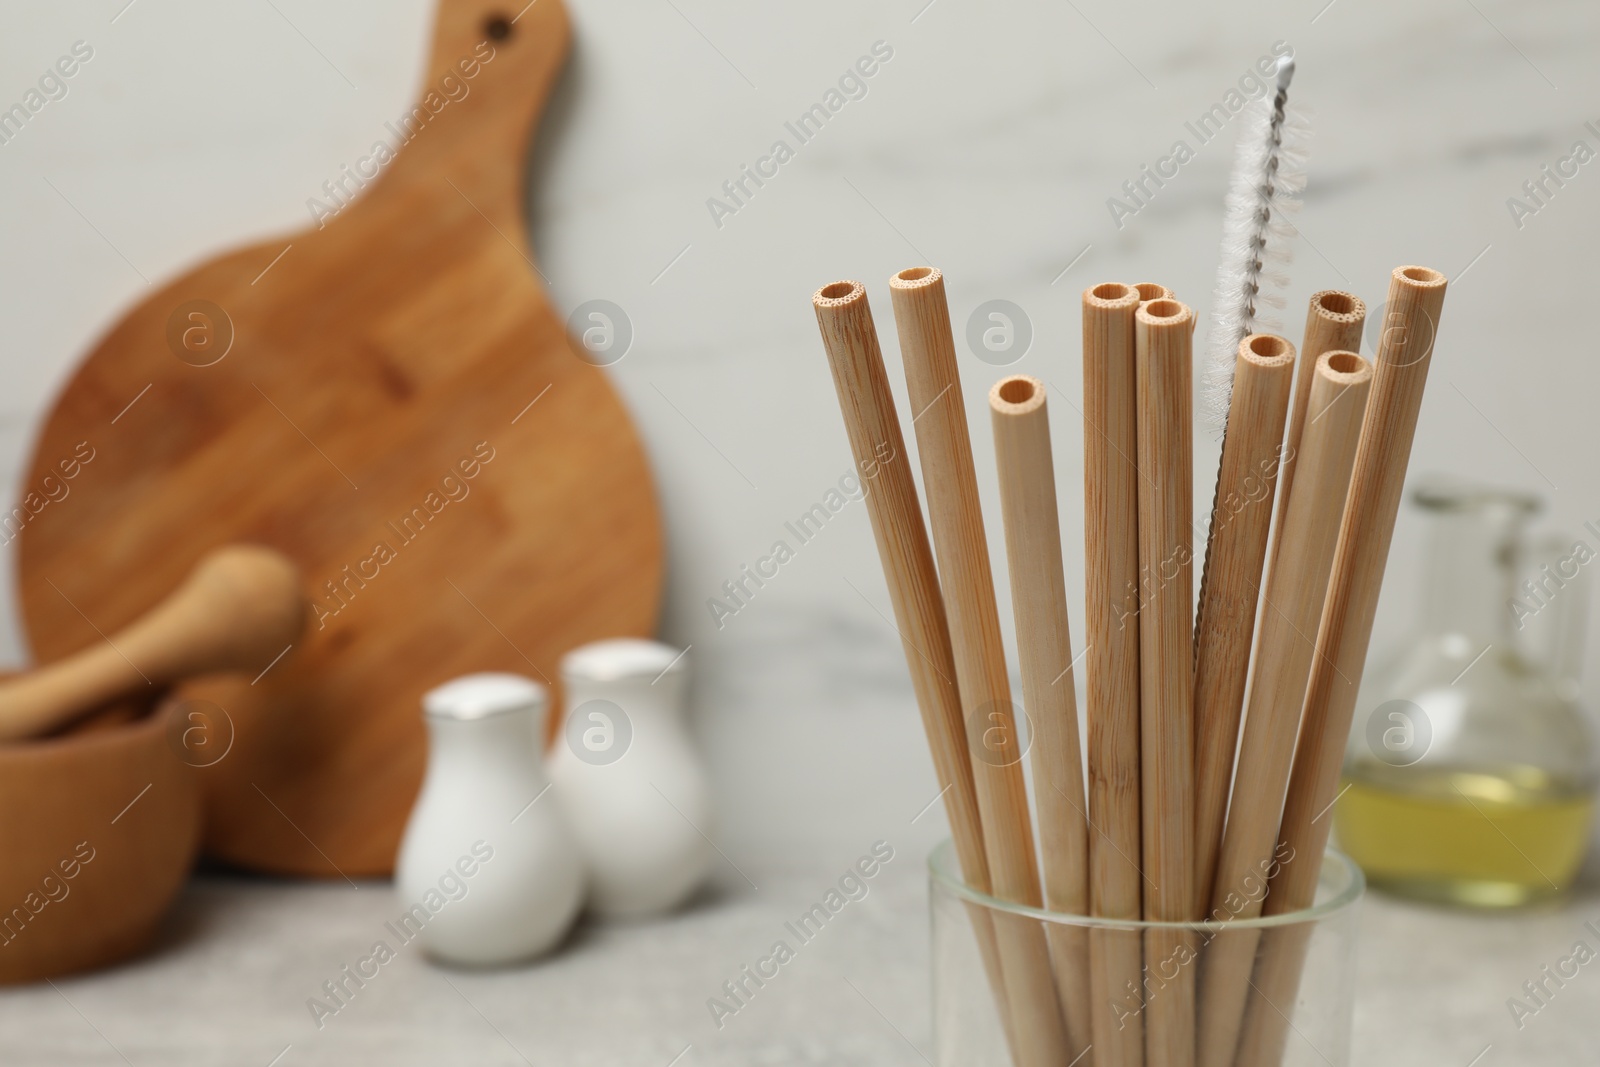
left=1335, top=763, right=1595, bottom=908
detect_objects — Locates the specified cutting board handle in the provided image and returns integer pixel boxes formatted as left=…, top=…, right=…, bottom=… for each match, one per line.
left=393, top=0, right=571, bottom=226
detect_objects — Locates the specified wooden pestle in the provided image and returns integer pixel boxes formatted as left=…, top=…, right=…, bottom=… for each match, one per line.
left=0, top=546, right=306, bottom=740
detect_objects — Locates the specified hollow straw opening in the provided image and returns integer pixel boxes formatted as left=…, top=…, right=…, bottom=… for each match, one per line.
left=997, top=378, right=1036, bottom=404
left=928, top=838, right=1365, bottom=931
left=892, top=266, right=939, bottom=287
left=989, top=375, right=1045, bottom=414
left=1325, top=351, right=1363, bottom=375
left=1085, top=282, right=1139, bottom=311
left=1316, top=350, right=1372, bottom=387
left=813, top=280, right=864, bottom=306
left=1140, top=298, right=1188, bottom=322
left=1132, top=282, right=1171, bottom=302
left=1316, top=291, right=1358, bottom=316
left=1245, top=334, right=1292, bottom=360
left=1399, top=266, right=1445, bottom=285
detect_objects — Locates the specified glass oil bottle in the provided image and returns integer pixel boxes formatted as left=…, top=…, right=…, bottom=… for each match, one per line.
left=1336, top=483, right=1598, bottom=908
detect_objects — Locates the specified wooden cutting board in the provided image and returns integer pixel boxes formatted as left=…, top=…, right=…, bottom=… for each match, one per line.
left=15, top=0, right=662, bottom=877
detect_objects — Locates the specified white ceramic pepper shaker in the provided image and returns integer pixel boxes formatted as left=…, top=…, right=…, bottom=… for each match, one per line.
left=396, top=673, right=585, bottom=965
left=549, top=639, right=714, bottom=919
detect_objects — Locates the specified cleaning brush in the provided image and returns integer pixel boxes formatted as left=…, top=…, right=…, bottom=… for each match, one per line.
left=1201, top=55, right=1308, bottom=431
left=1191, top=54, right=1308, bottom=933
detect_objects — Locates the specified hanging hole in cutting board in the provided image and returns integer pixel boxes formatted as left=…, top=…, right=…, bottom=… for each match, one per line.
left=484, top=13, right=513, bottom=40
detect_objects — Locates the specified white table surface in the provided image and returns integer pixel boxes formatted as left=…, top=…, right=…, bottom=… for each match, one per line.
left=1, top=852, right=1597, bottom=1066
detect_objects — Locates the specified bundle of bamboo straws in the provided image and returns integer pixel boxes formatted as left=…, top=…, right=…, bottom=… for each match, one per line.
left=811, top=263, right=1448, bottom=1067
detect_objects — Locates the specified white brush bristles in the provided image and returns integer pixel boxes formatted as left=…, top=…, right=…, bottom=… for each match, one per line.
left=1202, top=57, right=1308, bottom=434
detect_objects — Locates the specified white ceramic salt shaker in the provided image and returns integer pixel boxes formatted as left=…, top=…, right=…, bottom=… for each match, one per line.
left=396, top=673, right=585, bottom=965
left=549, top=639, right=713, bottom=919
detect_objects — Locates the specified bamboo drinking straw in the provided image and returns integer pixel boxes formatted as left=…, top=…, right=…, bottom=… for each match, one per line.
left=1267, top=292, right=1366, bottom=572
left=1195, top=349, right=1373, bottom=1067
left=1082, top=282, right=1145, bottom=1067
left=1192, top=334, right=1295, bottom=907
left=1239, top=266, right=1448, bottom=1067
left=810, top=280, right=1019, bottom=1056
left=888, top=267, right=1070, bottom=1067
left=1131, top=282, right=1173, bottom=304
left=990, top=375, right=1092, bottom=1060
left=1134, top=298, right=1197, bottom=1067
left=1200, top=298, right=1366, bottom=1067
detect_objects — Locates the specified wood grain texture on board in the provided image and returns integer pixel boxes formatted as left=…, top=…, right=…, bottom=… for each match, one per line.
left=14, top=0, right=663, bottom=877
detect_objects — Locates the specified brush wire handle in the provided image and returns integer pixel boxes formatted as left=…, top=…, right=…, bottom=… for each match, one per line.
left=1202, top=51, right=1305, bottom=427
left=0, top=546, right=306, bottom=741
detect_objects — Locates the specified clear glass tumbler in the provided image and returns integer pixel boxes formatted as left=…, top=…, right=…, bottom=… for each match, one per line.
left=929, top=840, right=1365, bottom=1067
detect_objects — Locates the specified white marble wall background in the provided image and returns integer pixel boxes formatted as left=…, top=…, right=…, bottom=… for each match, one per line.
left=1, top=0, right=1597, bottom=877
